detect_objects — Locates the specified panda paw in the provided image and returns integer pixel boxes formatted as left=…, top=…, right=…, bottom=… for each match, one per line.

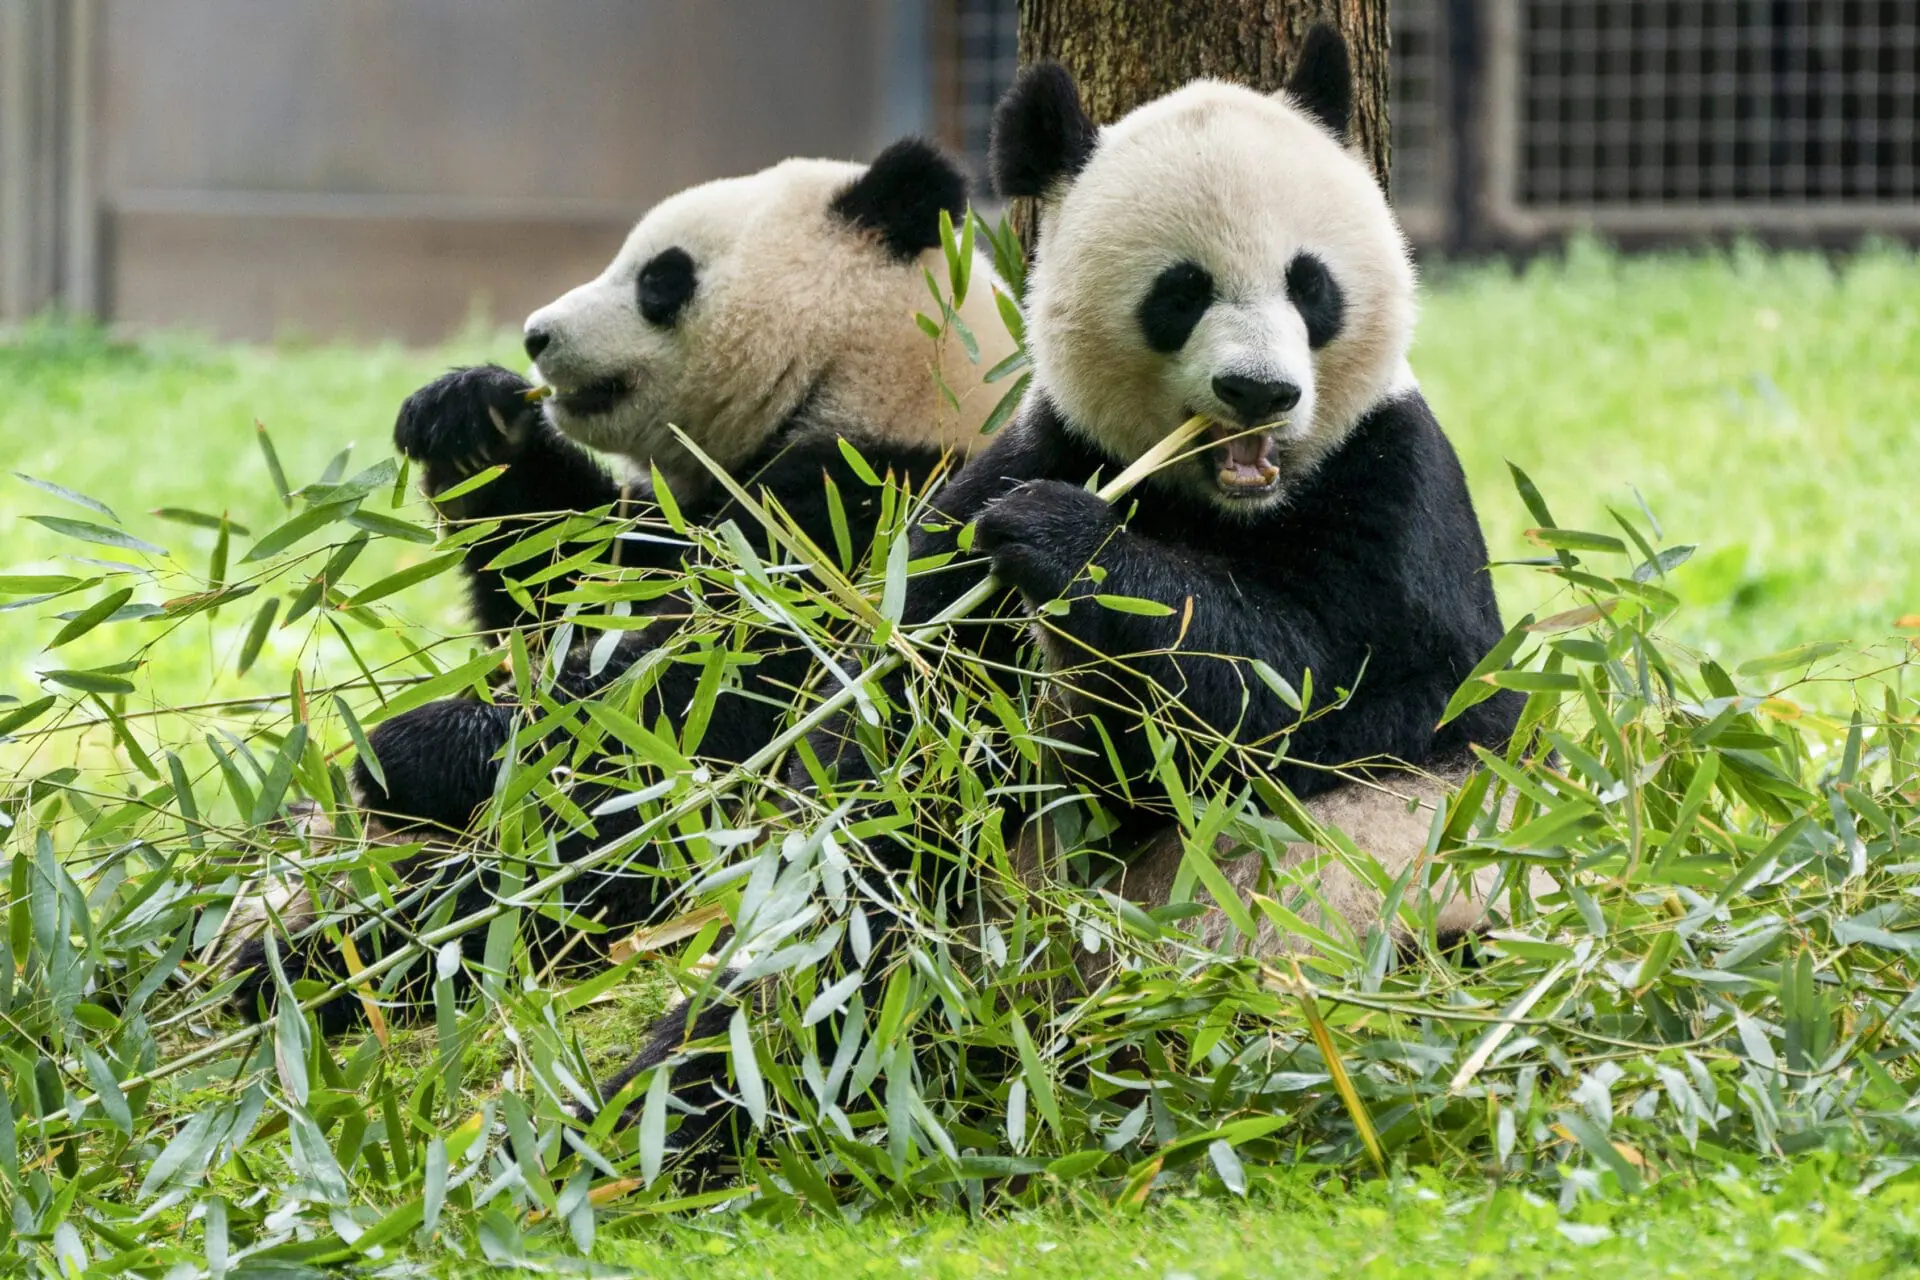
left=393, top=365, right=544, bottom=490
left=973, top=480, right=1116, bottom=601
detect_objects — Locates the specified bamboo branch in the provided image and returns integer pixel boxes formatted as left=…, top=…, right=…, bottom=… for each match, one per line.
left=92, top=414, right=1221, bottom=1103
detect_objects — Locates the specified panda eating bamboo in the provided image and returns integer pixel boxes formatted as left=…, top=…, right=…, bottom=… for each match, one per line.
left=225, top=140, right=1016, bottom=1031
left=590, top=24, right=1533, bottom=1172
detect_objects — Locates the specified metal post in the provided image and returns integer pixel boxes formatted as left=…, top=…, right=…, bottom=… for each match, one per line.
left=63, top=0, right=96, bottom=317
left=0, top=0, right=33, bottom=319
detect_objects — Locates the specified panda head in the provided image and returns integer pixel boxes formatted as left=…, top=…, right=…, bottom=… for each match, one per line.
left=991, top=26, right=1416, bottom=514
left=523, top=141, right=1011, bottom=499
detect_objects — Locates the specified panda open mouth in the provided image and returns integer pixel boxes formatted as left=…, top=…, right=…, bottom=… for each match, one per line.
left=552, top=377, right=631, bottom=418
left=1206, top=422, right=1281, bottom=496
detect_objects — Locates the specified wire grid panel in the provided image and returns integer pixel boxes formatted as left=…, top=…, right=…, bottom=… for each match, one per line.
left=934, top=0, right=1453, bottom=238
left=946, top=0, right=1021, bottom=186
left=1491, top=0, right=1920, bottom=232
left=1391, top=0, right=1450, bottom=241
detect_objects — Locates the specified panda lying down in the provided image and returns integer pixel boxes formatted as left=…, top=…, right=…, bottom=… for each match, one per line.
left=584, top=26, right=1539, bottom=1165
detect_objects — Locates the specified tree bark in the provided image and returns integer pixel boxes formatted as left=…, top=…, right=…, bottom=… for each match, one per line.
left=1017, top=0, right=1392, bottom=191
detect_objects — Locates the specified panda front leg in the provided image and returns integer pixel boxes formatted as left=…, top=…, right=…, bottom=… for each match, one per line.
left=583, top=995, right=748, bottom=1184
left=353, top=696, right=523, bottom=834
left=971, top=480, right=1323, bottom=781
left=341, top=620, right=712, bottom=975
left=394, top=364, right=627, bottom=636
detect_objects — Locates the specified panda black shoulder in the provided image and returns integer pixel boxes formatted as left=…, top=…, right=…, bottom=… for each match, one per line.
left=1293, top=390, right=1475, bottom=527
left=733, top=426, right=950, bottom=527
left=925, top=396, right=1105, bottom=525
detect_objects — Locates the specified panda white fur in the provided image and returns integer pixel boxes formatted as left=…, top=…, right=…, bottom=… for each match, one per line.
left=227, top=140, right=1016, bottom=1031
left=590, top=26, right=1533, bottom=1168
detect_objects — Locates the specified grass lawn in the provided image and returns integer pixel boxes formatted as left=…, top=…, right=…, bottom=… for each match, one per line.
left=3, top=244, right=1919, bottom=1275
left=599, top=1159, right=1920, bottom=1278
left=4, top=242, right=1916, bottom=704
left=1423, top=242, right=1920, bottom=664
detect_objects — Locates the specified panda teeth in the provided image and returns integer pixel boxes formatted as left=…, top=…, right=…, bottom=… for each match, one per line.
left=1216, top=462, right=1280, bottom=490
left=1209, top=427, right=1280, bottom=491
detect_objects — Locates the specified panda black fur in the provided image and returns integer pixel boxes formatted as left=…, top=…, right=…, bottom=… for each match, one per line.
left=592, top=27, right=1529, bottom=1173
left=226, top=140, right=1015, bottom=1031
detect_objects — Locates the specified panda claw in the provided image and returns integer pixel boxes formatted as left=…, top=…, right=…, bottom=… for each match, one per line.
left=393, top=365, right=541, bottom=483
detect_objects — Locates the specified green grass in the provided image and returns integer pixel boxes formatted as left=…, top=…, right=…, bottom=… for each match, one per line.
left=4, top=245, right=1920, bottom=1276
left=1420, top=240, right=1920, bottom=660
left=594, top=1158, right=1920, bottom=1279
left=4, top=242, right=1915, bottom=711
left=0, top=322, right=523, bottom=714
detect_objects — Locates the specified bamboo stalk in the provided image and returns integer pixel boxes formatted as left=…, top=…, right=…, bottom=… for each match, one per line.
left=91, top=414, right=1221, bottom=1102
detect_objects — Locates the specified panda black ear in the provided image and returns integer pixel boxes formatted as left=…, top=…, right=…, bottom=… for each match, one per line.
left=1285, top=23, right=1353, bottom=142
left=989, top=61, right=1097, bottom=199
left=831, top=138, right=968, bottom=261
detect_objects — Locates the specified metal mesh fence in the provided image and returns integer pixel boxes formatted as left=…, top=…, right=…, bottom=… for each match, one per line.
left=1517, top=0, right=1920, bottom=208
left=931, top=1, right=1452, bottom=230
left=941, top=0, right=1022, bottom=185
left=1391, top=0, right=1451, bottom=237
left=932, top=1, right=1919, bottom=241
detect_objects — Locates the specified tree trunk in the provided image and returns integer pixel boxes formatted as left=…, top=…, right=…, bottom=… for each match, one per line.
left=1017, top=0, right=1392, bottom=191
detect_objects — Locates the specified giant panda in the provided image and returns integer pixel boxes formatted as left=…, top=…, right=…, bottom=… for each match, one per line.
left=587, top=26, right=1532, bottom=1174
left=227, top=140, right=1016, bottom=1031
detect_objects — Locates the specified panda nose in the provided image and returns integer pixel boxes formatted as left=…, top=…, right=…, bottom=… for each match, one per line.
left=523, top=327, right=553, bottom=362
left=1211, top=374, right=1300, bottom=426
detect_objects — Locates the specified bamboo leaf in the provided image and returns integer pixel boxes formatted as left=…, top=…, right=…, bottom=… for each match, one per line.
left=48, top=586, right=133, bottom=648
left=257, top=421, right=292, bottom=506
left=424, top=463, right=507, bottom=505
left=421, top=1138, right=448, bottom=1237
left=980, top=372, right=1030, bottom=436
left=1295, top=976, right=1383, bottom=1174
left=236, top=595, right=280, bottom=675
left=1524, top=527, right=1627, bottom=555
left=0, top=574, right=85, bottom=595
left=242, top=500, right=358, bottom=563
left=339, top=550, right=465, bottom=609
left=1737, top=641, right=1849, bottom=678
left=151, top=506, right=250, bottom=534
left=1009, top=1013, right=1062, bottom=1140
left=1486, top=670, right=1581, bottom=693
left=82, top=1048, right=132, bottom=1134
left=44, top=665, right=138, bottom=695
left=1207, top=1139, right=1247, bottom=1195
left=345, top=508, right=435, bottom=543
left=1092, top=594, right=1174, bottom=616
left=333, top=694, right=385, bottom=792
left=0, top=695, right=58, bottom=738
left=15, top=472, right=118, bottom=521
left=639, top=1067, right=670, bottom=1186
left=730, top=1009, right=767, bottom=1129
left=27, top=515, right=166, bottom=557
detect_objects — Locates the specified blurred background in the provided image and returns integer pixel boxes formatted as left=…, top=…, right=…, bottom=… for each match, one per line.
left=3, top=0, right=1916, bottom=344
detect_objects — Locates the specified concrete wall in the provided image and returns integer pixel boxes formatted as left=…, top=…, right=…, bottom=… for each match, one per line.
left=4, top=0, right=924, bottom=342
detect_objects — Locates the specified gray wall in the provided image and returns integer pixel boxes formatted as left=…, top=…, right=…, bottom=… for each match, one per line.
left=5, top=0, right=921, bottom=342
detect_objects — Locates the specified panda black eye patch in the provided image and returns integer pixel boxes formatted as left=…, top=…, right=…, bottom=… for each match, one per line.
left=1137, top=261, right=1215, bottom=353
left=1285, top=252, right=1345, bottom=349
left=637, top=247, right=697, bottom=326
